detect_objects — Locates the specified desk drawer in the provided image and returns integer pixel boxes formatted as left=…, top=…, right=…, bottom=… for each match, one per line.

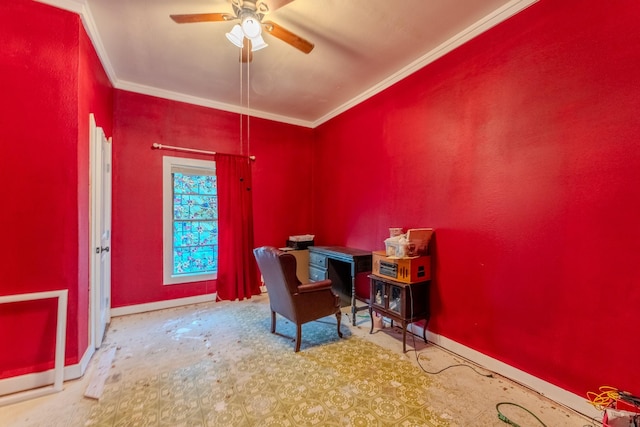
left=309, top=252, right=328, bottom=268
left=309, top=265, right=328, bottom=282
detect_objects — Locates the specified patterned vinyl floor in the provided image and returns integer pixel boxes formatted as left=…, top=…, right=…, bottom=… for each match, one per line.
left=82, top=299, right=448, bottom=427
left=1, top=295, right=596, bottom=427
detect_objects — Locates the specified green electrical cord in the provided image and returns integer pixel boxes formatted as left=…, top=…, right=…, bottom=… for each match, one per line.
left=496, top=402, right=547, bottom=427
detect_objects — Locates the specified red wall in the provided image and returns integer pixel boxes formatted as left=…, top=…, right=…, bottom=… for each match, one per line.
left=314, top=0, right=640, bottom=396
left=3, top=0, right=638, bottom=403
left=111, top=91, right=313, bottom=307
left=0, top=0, right=113, bottom=378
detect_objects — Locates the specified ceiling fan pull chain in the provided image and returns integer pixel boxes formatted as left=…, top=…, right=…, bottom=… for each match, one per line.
left=239, top=50, right=244, bottom=153
left=247, top=57, right=251, bottom=157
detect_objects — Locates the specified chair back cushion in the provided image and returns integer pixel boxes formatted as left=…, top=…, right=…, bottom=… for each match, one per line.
left=253, top=246, right=300, bottom=319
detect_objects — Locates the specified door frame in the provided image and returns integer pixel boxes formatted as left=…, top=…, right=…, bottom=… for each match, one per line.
left=89, top=113, right=112, bottom=349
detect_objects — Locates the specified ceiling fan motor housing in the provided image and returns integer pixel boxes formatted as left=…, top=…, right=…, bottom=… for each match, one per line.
left=232, top=0, right=268, bottom=20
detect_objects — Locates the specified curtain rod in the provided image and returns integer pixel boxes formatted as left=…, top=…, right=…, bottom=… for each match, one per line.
left=151, top=143, right=256, bottom=160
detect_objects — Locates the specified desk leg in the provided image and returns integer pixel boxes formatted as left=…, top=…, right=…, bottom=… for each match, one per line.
left=402, top=322, right=408, bottom=353
left=350, top=277, right=357, bottom=326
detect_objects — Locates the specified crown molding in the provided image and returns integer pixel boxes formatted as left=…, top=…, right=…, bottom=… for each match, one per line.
left=36, top=0, right=537, bottom=129
left=36, top=0, right=118, bottom=85
left=116, top=80, right=314, bottom=128
left=312, top=0, right=539, bottom=127
left=35, top=0, right=85, bottom=14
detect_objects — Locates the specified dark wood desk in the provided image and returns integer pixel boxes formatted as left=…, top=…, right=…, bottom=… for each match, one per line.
left=308, top=246, right=372, bottom=326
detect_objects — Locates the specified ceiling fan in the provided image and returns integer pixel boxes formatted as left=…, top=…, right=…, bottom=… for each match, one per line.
left=170, top=0, right=314, bottom=62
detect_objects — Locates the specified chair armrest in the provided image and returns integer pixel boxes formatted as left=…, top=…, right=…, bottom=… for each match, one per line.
left=297, top=279, right=332, bottom=293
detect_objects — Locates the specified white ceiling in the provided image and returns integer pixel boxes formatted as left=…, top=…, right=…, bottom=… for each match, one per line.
left=41, top=0, right=537, bottom=127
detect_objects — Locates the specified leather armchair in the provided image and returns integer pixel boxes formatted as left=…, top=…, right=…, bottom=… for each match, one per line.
left=253, top=246, right=343, bottom=352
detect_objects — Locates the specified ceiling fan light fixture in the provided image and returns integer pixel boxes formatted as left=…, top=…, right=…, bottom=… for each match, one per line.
left=250, top=34, right=268, bottom=51
left=225, top=24, right=244, bottom=48
left=240, top=15, right=262, bottom=39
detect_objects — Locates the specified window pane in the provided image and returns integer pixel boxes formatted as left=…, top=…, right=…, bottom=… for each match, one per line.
left=174, top=174, right=216, bottom=195
left=174, top=194, right=217, bottom=220
left=172, top=172, right=218, bottom=276
left=173, top=245, right=217, bottom=275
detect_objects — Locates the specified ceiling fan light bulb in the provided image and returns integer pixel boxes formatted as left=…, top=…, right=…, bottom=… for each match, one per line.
left=241, top=16, right=261, bottom=39
left=250, top=35, right=268, bottom=51
left=225, top=24, right=244, bottom=48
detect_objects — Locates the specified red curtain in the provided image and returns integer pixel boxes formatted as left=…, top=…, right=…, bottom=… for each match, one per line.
left=215, top=154, right=261, bottom=301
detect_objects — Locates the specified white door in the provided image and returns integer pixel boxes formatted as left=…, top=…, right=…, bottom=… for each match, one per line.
left=90, top=114, right=112, bottom=349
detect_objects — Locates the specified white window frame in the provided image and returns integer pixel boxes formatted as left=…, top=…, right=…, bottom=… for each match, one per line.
left=162, top=156, right=217, bottom=285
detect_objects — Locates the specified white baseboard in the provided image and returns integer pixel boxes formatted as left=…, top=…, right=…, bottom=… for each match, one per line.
left=2, top=296, right=598, bottom=420
left=419, top=328, right=601, bottom=420
left=110, top=293, right=217, bottom=317
left=75, top=345, right=95, bottom=379
left=1, top=294, right=216, bottom=402
left=0, top=345, right=94, bottom=404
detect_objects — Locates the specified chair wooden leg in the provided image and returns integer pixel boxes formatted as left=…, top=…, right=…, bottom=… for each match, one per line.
left=271, top=310, right=276, bottom=333
left=295, top=324, right=302, bottom=352
left=335, top=312, right=343, bottom=338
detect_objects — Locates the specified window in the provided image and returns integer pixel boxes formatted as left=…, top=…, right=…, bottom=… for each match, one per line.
left=163, top=156, right=218, bottom=285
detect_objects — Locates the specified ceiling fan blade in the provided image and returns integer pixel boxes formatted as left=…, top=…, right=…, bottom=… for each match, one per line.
left=240, top=38, right=253, bottom=63
left=262, top=21, right=314, bottom=54
left=170, top=13, right=234, bottom=24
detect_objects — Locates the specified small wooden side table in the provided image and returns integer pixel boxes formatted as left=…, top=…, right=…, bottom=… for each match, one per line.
left=368, top=274, right=430, bottom=352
